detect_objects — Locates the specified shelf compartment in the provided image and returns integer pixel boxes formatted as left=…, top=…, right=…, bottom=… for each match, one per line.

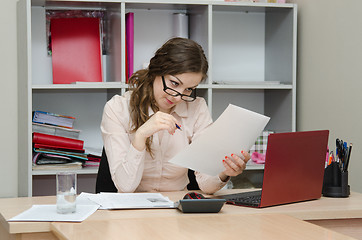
left=32, top=173, right=97, bottom=196
left=31, top=3, right=123, bottom=85
left=127, top=3, right=209, bottom=75
left=211, top=88, right=294, bottom=132
left=32, top=90, right=114, bottom=150
left=211, top=4, right=295, bottom=85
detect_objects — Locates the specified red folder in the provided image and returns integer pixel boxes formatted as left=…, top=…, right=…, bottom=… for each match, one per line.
left=51, top=17, right=103, bottom=84
left=34, top=144, right=85, bottom=153
left=33, top=132, right=84, bottom=150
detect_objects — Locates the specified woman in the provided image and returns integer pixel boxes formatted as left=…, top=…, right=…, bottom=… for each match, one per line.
left=101, top=37, right=250, bottom=194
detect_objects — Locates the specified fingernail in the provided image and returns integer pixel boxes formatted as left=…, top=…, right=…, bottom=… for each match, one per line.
left=231, top=154, right=234, bottom=157
left=225, top=156, right=228, bottom=159
left=222, top=160, right=225, bottom=163
left=241, top=151, right=244, bottom=154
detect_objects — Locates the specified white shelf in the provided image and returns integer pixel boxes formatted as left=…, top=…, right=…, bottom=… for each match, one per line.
left=246, top=162, right=265, bottom=170
left=18, top=0, right=297, bottom=196
left=32, top=167, right=99, bottom=176
left=211, top=83, right=293, bottom=90
left=32, top=82, right=292, bottom=90
left=32, top=82, right=127, bottom=90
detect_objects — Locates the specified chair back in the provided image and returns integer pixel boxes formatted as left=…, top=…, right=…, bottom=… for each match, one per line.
left=187, top=169, right=200, bottom=190
left=95, top=148, right=118, bottom=193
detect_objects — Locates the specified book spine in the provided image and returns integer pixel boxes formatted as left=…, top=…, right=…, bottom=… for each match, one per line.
left=34, top=148, right=88, bottom=161
left=32, top=123, right=80, bottom=139
left=33, top=111, right=75, bottom=128
left=33, top=132, right=84, bottom=150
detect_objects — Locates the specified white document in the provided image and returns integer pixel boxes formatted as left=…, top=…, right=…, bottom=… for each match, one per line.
left=85, top=192, right=176, bottom=209
left=8, top=204, right=99, bottom=222
left=169, top=104, right=270, bottom=176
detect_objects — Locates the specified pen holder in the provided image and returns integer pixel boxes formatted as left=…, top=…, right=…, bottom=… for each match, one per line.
left=322, top=162, right=350, bottom=197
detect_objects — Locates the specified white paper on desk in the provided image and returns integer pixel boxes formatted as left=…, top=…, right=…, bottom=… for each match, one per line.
left=169, top=104, right=270, bottom=176
left=85, top=192, right=176, bottom=209
left=8, top=204, right=99, bottom=222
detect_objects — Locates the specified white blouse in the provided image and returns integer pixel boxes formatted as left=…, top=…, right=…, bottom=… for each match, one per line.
left=100, top=91, right=227, bottom=194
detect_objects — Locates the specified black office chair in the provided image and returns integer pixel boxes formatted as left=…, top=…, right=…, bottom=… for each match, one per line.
left=187, top=169, right=200, bottom=190
left=95, top=148, right=200, bottom=193
left=95, top=148, right=117, bottom=193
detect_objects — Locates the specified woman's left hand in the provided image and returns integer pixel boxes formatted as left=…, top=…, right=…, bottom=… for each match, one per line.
left=219, top=151, right=251, bottom=181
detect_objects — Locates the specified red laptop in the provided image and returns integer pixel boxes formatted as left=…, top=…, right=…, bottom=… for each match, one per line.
left=218, top=130, right=329, bottom=208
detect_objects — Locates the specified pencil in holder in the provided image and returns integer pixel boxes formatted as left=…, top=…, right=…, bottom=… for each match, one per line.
left=322, top=162, right=350, bottom=197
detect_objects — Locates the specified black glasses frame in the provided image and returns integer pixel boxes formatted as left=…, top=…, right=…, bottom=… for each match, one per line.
left=161, top=76, right=197, bottom=102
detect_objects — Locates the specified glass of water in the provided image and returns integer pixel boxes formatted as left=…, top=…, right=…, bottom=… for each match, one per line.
left=56, top=172, right=77, bottom=214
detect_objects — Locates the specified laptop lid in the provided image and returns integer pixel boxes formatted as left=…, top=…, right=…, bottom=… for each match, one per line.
left=259, top=130, right=329, bottom=207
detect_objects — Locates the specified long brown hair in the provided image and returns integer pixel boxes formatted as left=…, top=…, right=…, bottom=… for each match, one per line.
left=128, top=37, right=208, bottom=155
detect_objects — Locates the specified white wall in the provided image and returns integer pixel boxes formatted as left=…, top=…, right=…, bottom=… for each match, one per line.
left=291, top=0, right=362, bottom=193
left=1, top=0, right=361, bottom=197
left=0, top=0, right=18, bottom=198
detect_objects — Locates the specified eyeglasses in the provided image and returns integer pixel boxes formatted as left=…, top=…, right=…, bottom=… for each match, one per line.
left=162, top=76, right=197, bottom=102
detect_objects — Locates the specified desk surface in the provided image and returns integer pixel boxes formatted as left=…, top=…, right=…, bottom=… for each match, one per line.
left=51, top=214, right=354, bottom=240
left=1, top=189, right=362, bottom=239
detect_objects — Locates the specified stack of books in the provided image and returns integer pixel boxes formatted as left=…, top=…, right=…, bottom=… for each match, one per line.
left=32, top=111, right=80, bottom=139
left=32, top=132, right=86, bottom=170
left=84, top=154, right=101, bottom=168
left=31, top=111, right=101, bottom=170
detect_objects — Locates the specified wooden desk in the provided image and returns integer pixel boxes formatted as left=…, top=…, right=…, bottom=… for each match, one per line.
left=51, top=214, right=354, bottom=240
left=1, top=190, right=362, bottom=240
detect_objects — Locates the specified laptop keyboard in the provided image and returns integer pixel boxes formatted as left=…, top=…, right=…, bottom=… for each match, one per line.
left=219, top=190, right=262, bottom=207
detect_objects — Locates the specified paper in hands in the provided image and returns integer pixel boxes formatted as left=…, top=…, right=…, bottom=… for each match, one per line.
left=169, top=104, right=270, bottom=176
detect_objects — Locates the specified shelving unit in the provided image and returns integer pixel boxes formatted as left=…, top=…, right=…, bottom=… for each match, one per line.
left=17, top=0, right=297, bottom=197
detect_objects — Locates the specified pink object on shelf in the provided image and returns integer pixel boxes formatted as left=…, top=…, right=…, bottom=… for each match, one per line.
left=126, top=12, right=134, bottom=81
left=251, top=152, right=266, bottom=164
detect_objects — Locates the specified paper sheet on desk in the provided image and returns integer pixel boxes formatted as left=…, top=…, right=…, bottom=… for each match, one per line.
left=85, top=192, right=176, bottom=209
left=169, top=104, right=270, bottom=176
left=8, top=205, right=99, bottom=222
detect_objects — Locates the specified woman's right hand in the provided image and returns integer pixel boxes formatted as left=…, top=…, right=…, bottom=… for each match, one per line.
left=132, top=111, right=180, bottom=151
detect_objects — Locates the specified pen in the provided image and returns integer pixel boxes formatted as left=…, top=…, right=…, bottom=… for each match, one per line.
left=343, top=143, right=352, bottom=172
left=175, top=124, right=182, bottom=131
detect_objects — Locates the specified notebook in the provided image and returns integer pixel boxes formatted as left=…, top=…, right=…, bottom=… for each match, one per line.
left=218, top=130, right=329, bottom=208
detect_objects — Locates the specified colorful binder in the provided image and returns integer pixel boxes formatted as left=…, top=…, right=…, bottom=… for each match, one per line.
left=51, top=17, right=103, bottom=84
left=33, top=132, right=84, bottom=150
